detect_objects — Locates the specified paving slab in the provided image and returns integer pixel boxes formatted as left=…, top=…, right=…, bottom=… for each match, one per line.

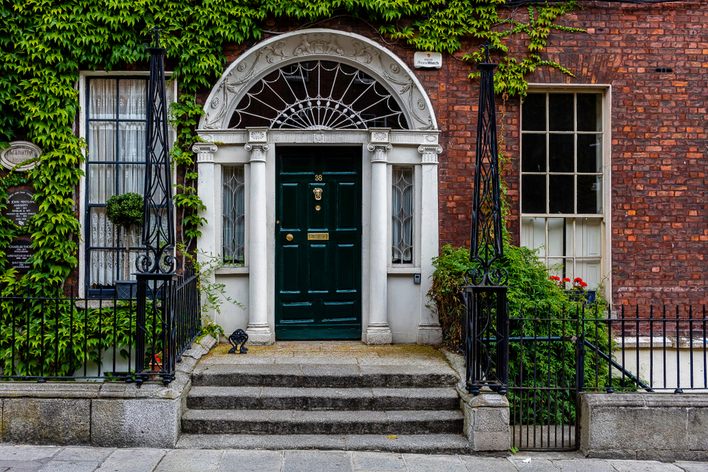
left=351, top=452, right=406, bottom=470
left=675, top=462, right=708, bottom=472
left=36, top=460, right=101, bottom=472
left=95, top=448, right=167, bottom=472
left=53, top=447, right=114, bottom=462
left=510, top=457, right=560, bottom=471
left=218, top=450, right=283, bottom=472
left=283, top=451, right=352, bottom=472
left=552, top=459, right=617, bottom=472
left=459, top=456, right=518, bottom=472
left=0, top=447, right=60, bottom=462
left=610, top=462, right=685, bottom=472
left=0, top=460, right=45, bottom=472
left=402, top=454, right=468, bottom=472
left=153, top=450, right=223, bottom=472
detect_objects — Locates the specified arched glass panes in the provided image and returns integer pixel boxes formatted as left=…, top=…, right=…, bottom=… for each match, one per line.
left=229, top=61, right=409, bottom=130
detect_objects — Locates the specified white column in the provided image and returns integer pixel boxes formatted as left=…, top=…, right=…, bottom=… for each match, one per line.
left=417, top=143, right=444, bottom=345
left=366, top=130, right=393, bottom=345
left=244, top=128, right=274, bottom=345
left=193, top=143, right=218, bottom=266
left=193, top=143, right=219, bottom=334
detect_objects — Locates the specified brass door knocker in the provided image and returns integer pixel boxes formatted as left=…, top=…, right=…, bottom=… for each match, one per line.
left=313, top=187, right=323, bottom=201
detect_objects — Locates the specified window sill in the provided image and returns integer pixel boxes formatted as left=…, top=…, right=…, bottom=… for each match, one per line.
left=388, top=266, right=420, bottom=275
left=215, top=266, right=249, bottom=275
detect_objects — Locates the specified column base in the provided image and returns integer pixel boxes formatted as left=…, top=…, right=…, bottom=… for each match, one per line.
left=417, top=324, right=443, bottom=345
left=364, top=325, right=393, bottom=345
left=245, top=325, right=275, bottom=346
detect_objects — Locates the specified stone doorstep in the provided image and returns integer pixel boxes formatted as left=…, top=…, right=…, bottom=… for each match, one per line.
left=181, top=408, right=464, bottom=435
left=186, top=386, right=461, bottom=410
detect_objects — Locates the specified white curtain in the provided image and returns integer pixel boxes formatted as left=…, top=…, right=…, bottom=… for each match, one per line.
left=392, top=167, right=413, bottom=263
left=88, top=79, right=146, bottom=286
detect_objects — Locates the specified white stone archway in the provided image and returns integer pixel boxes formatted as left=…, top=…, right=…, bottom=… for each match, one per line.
left=195, top=29, right=443, bottom=345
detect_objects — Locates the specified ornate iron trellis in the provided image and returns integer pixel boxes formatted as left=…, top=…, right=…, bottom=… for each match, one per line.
left=464, top=44, right=509, bottom=395
left=134, top=28, right=178, bottom=386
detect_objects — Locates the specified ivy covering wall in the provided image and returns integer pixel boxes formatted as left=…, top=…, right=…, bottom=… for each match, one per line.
left=0, top=0, right=579, bottom=294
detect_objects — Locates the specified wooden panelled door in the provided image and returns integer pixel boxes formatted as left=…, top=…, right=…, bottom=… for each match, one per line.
left=275, top=147, right=362, bottom=340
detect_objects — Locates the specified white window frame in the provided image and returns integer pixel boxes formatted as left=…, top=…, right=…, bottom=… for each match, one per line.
left=391, top=165, right=415, bottom=265
left=222, top=165, right=246, bottom=265
left=77, top=71, right=177, bottom=297
left=520, top=85, right=612, bottom=299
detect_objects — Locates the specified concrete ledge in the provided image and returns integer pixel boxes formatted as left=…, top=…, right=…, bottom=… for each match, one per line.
left=581, top=392, right=708, bottom=461
left=0, top=334, right=216, bottom=447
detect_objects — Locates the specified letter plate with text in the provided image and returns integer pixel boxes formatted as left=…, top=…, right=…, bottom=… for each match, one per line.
left=308, top=233, right=329, bottom=240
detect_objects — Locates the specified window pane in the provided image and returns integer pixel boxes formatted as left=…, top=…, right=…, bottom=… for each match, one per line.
left=521, top=217, right=546, bottom=257
left=547, top=218, right=566, bottom=257
left=522, top=175, right=546, bottom=213
left=549, top=93, right=574, bottom=131
left=549, top=175, right=574, bottom=213
left=522, top=134, right=546, bottom=172
left=119, top=80, right=147, bottom=119
left=88, top=122, right=116, bottom=162
left=223, top=167, right=245, bottom=264
left=577, top=134, right=602, bottom=173
left=549, top=134, right=574, bottom=172
left=577, top=175, right=602, bottom=214
left=118, top=163, right=145, bottom=195
left=118, top=122, right=146, bottom=162
left=392, top=167, right=414, bottom=264
left=577, top=93, right=602, bottom=131
left=88, top=164, right=114, bottom=203
left=522, top=93, right=546, bottom=131
left=89, top=80, right=116, bottom=119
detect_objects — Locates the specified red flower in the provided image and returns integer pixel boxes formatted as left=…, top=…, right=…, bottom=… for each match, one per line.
left=580, top=282, right=588, bottom=287
left=550, top=276, right=560, bottom=281
left=574, top=277, right=583, bottom=283
left=563, top=278, right=571, bottom=283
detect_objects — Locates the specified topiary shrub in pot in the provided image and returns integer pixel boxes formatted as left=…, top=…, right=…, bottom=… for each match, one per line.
left=105, top=192, right=143, bottom=299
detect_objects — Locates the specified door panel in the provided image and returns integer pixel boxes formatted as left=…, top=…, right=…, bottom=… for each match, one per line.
left=276, top=146, right=362, bottom=340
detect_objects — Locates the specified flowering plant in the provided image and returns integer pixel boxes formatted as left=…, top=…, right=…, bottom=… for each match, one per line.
left=572, top=277, right=589, bottom=292
left=548, top=275, right=572, bottom=290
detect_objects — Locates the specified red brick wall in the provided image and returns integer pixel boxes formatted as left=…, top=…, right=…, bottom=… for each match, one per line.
left=211, top=3, right=707, bottom=306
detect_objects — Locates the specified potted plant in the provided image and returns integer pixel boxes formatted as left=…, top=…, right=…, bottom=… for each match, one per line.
left=106, top=192, right=143, bottom=299
left=549, top=275, right=597, bottom=305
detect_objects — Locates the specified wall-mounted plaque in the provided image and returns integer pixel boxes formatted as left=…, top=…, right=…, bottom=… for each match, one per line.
left=1, top=141, right=42, bottom=171
left=5, top=190, right=39, bottom=227
left=414, top=52, right=443, bottom=70
left=6, top=240, right=35, bottom=273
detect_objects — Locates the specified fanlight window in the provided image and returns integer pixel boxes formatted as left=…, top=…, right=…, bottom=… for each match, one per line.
left=229, top=61, right=409, bottom=130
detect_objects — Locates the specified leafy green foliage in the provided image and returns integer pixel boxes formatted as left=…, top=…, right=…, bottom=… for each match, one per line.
left=106, top=193, right=144, bottom=229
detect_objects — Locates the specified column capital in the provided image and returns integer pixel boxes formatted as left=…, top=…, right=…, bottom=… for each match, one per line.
left=245, top=127, right=269, bottom=161
left=418, top=144, right=443, bottom=164
left=192, top=143, right=218, bottom=162
left=368, top=128, right=392, bottom=163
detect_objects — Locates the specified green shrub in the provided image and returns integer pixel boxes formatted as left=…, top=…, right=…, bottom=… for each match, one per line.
left=428, top=244, right=618, bottom=425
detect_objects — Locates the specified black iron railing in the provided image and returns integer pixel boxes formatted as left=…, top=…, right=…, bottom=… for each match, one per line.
left=503, top=303, right=708, bottom=451
left=0, top=268, right=200, bottom=383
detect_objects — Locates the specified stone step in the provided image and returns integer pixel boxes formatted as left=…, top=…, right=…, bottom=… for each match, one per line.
left=181, top=409, right=464, bottom=435
left=176, top=433, right=471, bottom=454
left=186, top=386, right=460, bottom=411
left=191, top=364, right=459, bottom=388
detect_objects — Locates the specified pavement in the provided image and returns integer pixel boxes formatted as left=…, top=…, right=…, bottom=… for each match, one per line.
left=1, top=446, right=708, bottom=472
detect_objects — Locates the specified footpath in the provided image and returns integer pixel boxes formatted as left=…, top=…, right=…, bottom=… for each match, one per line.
left=1, top=446, right=707, bottom=472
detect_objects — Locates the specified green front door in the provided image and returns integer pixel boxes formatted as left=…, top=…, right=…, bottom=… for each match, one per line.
left=275, top=147, right=362, bottom=340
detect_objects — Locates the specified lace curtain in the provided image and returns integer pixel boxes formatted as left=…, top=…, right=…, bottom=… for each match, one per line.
left=87, top=79, right=146, bottom=287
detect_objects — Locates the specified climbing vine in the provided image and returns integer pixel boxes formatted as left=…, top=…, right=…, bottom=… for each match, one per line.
left=0, top=0, right=582, bottom=293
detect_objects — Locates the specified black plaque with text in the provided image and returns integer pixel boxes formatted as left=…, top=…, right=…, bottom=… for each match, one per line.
left=5, top=190, right=39, bottom=227
left=6, top=240, right=35, bottom=273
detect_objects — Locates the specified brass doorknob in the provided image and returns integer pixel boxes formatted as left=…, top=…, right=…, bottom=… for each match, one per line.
left=286, top=234, right=294, bottom=241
